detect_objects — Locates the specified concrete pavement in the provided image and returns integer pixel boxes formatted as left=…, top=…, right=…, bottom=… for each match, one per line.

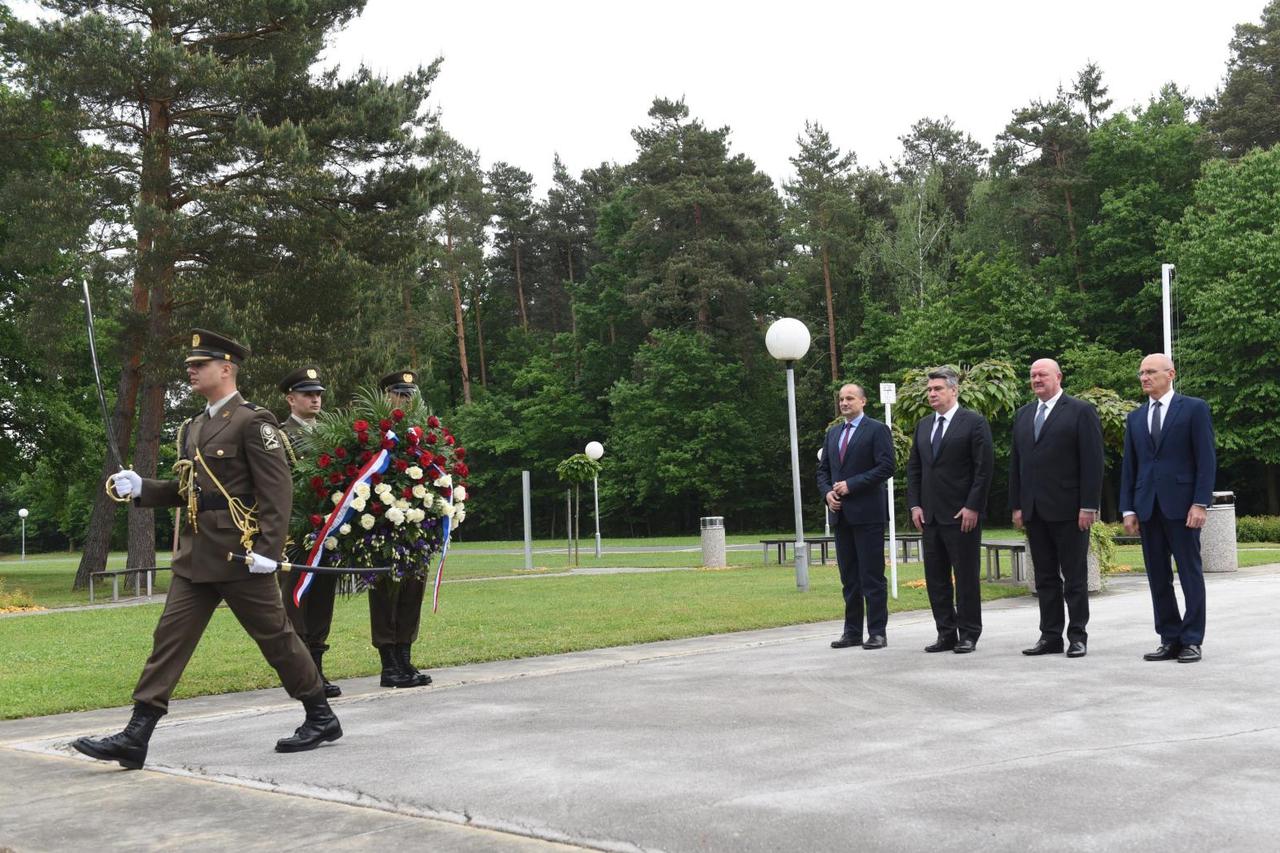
left=3, top=567, right=1279, bottom=852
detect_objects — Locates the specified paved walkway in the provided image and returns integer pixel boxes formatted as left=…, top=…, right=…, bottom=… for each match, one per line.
left=3, top=567, right=1278, bottom=852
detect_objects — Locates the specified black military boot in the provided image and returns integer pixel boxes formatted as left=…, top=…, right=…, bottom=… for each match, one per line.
left=378, top=645, right=417, bottom=688
left=310, top=648, right=341, bottom=698
left=275, top=697, right=343, bottom=753
left=395, top=643, right=432, bottom=686
left=71, top=703, right=164, bottom=769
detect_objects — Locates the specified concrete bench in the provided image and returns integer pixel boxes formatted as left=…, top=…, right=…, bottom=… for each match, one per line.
left=760, top=533, right=922, bottom=566
left=981, top=540, right=1028, bottom=582
left=89, top=566, right=171, bottom=603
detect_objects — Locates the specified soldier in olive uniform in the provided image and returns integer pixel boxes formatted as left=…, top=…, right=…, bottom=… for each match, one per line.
left=72, top=331, right=341, bottom=769
left=277, top=366, right=341, bottom=698
left=367, top=370, right=432, bottom=688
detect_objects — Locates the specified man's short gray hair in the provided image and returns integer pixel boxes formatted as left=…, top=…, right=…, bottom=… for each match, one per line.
left=926, top=367, right=959, bottom=389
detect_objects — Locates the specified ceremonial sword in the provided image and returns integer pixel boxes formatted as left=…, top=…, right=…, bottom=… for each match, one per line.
left=82, top=278, right=126, bottom=470
left=226, top=552, right=393, bottom=575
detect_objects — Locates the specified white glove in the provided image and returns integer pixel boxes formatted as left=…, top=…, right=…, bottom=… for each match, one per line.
left=110, top=469, right=142, bottom=498
left=246, top=551, right=278, bottom=574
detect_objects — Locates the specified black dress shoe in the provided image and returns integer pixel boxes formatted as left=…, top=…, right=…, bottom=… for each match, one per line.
left=1143, top=643, right=1182, bottom=661
left=275, top=697, right=343, bottom=753
left=1176, top=644, right=1202, bottom=663
left=1066, top=641, right=1087, bottom=658
left=830, top=634, right=863, bottom=649
left=1022, top=638, right=1064, bottom=656
left=924, top=635, right=957, bottom=653
left=862, top=635, right=887, bottom=650
left=953, top=639, right=976, bottom=654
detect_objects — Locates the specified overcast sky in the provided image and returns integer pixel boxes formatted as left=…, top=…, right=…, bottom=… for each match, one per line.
left=321, top=0, right=1264, bottom=192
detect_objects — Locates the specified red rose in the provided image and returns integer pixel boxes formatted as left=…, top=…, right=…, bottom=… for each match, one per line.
left=334, top=447, right=347, bottom=459
left=427, top=415, right=440, bottom=428
left=310, top=476, right=324, bottom=489
left=357, top=431, right=369, bottom=446
left=440, top=488, right=452, bottom=498
left=353, top=419, right=369, bottom=432
left=359, top=450, right=373, bottom=464
left=317, top=453, right=332, bottom=469
left=444, top=434, right=455, bottom=446
left=370, top=473, right=382, bottom=485
left=392, top=409, right=405, bottom=421
left=370, top=501, right=383, bottom=514
left=310, top=514, right=323, bottom=527
left=394, top=459, right=408, bottom=472
left=426, top=433, right=437, bottom=444
left=328, top=472, right=343, bottom=484
left=345, top=464, right=358, bottom=477
left=381, top=439, right=395, bottom=450
left=402, top=486, right=414, bottom=499
left=455, top=462, right=470, bottom=477
left=454, top=447, right=466, bottom=459
left=379, top=418, right=392, bottom=431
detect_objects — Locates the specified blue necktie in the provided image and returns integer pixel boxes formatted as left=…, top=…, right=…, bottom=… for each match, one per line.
left=930, top=415, right=945, bottom=457
left=1150, top=400, right=1162, bottom=448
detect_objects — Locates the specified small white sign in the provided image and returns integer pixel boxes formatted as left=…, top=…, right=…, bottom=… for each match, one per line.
left=879, top=382, right=897, bottom=405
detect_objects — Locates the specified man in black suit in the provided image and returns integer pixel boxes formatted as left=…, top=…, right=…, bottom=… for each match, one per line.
left=1120, top=353, right=1216, bottom=664
left=1009, top=359, right=1104, bottom=659
left=817, top=383, right=896, bottom=650
left=907, top=367, right=994, bottom=654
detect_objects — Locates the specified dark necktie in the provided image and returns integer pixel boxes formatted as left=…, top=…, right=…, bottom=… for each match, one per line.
left=1150, top=400, right=1162, bottom=448
left=838, top=421, right=855, bottom=462
left=1033, top=402, right=1047, bottom=441
left=930, top=415, right=946, bottom=457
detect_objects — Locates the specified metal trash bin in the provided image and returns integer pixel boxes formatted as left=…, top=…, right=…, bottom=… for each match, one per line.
left=700, top=516, right=726, bottom=568
left=1203, top=491, right=1238, bottom=573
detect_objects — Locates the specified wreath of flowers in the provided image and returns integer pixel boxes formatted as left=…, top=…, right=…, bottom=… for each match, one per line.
left=289, top=387, right=469, bottom=587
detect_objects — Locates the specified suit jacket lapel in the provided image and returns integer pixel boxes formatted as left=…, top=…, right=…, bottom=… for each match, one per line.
left=186, top=413, right=205, bottom=457
left=1156, top=394, right=1184, bottom=450
left=1035, top=396, right=1065, bottom=444
left=839, top=419, right=869, bottom=472
left=199, top=393, right=241, bottom=449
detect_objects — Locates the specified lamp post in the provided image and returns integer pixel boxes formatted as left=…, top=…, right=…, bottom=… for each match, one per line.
left=18, top=508, right=29, bottom=561
left=817, top=447, right=830, bottom=537
left=585, top=441, right=604, bottom=557
left=766, top=318, right=811, bottom=592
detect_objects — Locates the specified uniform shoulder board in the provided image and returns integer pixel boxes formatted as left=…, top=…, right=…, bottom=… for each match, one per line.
left=241, top=402, right=262, bottom=411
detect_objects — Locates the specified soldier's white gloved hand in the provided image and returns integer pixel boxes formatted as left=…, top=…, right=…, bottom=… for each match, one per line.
left=246, top=551, right=278, bottom=574
left=110, top=469, right=142, bottom=497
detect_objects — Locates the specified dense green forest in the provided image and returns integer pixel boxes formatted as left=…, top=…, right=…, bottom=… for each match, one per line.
left=2, top=1, right=1279, bottom=576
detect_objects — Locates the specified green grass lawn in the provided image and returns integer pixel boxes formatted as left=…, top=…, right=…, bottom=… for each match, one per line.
left=0, top=562, right=1031, bottom=720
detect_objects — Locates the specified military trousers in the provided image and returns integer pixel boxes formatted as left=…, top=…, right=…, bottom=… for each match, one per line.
left=368, top=574, right=426, bottom=648
left=134, top=573, right=324, bottom=712
left=279, top=571, right=339, bottom=651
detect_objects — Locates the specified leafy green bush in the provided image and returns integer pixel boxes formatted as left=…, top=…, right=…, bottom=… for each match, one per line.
left=1235, top=516, right=1280, bottom=543
left=1090, top=522, right=1120, bottom=573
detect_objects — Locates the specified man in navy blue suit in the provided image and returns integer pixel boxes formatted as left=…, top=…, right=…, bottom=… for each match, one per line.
left=817, top=383, right=896, bottom=650
left=1119, top=353, right=1217, bottom=663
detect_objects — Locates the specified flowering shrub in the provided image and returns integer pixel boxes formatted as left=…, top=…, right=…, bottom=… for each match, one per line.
left=289, top=387, right=469, bottom=586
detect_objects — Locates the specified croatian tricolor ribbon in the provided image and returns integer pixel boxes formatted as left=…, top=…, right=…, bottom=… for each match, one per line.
left=293, top=447, right=391, bottom=606
left=428, top=460, right=453, bottom=613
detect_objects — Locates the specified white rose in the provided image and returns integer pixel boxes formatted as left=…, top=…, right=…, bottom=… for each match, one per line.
left=454, top=507, right=466, bottom=526
left=374, top=482, right=392, bottom=496
left=412, top=484, right=427, bottom=500
left=453, top=485, right=467, bottom=502
left=359, top=513, right=375, bottom=530
left=324, top=536, right=338, bottom=550
left=386, top=507, right=406, bottom=526
left=407, top=508, right=425, bottom=523
left=339, top=524, right=352, bottom=535
left=435, top=496, right=450, bottom=515
left=351, top=497, right=366, bottom=512
left=331, top=492, right=343, bottom=506
left=406, top=466, right=423, bottom=480
left=395, top=499, right=409, bottom=511
left=433, top=474, right=453, bottom=488
left=354, top=483, right=370, bottom=498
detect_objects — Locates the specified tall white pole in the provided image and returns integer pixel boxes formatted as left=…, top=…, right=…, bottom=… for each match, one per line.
left=522, top=471, right=533, bottom=570
left=1161, top=263, right=1175, bottom=359
left=786, top=363, right=809, bottom=591
left=592, top=475, right=602, bottom=558
left=20, top=517, right=26, bottom=561
left=883, top=397, right=898, bottom=600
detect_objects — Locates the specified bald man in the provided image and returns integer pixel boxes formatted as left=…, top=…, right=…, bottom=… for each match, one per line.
left=1119, top=353, right=1216, bottom=664
left=1009, top=359, right=1104, bottom=658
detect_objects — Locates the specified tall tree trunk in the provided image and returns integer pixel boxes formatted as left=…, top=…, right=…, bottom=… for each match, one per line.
left=821, top=243, right=838, bottom=383
left=402, top=279, right=418, bottom=366
left=1054, top=147, right=1086, bottom=293
left=474, top=287, right=487, bottom=386
left=513, top=241, right=528, bottom=330
left=445, top=223, right=472, bottom=404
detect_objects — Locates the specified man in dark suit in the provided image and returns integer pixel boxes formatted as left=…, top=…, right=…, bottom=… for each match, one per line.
left=907, top=367, right=994, bottom=654
left=1009, top=358, right=1104, bottom=659
left=816, top=383, right=896, bottom=649
left=72, top=331, right=340, bottom=770
left=1120, top=353, right=1216, bottom=664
